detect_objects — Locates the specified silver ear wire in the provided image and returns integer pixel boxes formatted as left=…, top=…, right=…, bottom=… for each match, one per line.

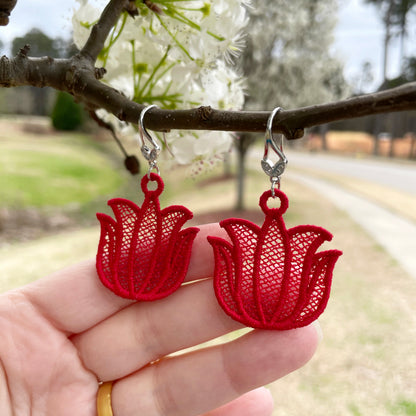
left=139, top=104, right=161, bottom=175
left=261, top=107, right=288, bottom=196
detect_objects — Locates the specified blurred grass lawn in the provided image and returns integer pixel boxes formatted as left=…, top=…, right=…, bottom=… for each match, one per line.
left=1, top=124, right=416, bottom=415
left=0, top=132, right=123, bottom=207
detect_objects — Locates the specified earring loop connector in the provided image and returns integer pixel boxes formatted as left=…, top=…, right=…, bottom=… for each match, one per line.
left=139, top=104, right=161, bottom=175
left=261, top=107, right=288, bottom=197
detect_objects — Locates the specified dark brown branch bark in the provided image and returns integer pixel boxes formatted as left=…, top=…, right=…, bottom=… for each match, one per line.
left=0, top=0, right=17, bottom=25
left=1, top=49, right=416, bottom=139
left=128, top=83, right=416, bottom=139
left=80, top=0, right=130, bottom=63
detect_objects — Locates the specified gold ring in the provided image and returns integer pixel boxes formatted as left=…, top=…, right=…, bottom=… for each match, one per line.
left=97, top=381, right=114, bottom=416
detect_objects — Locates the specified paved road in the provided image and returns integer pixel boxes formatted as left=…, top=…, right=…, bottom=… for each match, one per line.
left=248, top=149, right=416, bottom=279
left=290, top=173, right=416, bottom=280
left=287, top=151, right=416, bottom=195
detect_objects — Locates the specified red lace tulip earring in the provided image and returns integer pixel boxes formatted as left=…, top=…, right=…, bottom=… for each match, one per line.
left=208, top=108, right=342, bottom=330
left=96, top=105, right=199, bottom=301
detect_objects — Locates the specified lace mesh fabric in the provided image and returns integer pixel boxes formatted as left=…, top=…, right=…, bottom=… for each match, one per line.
left=96, top=173, right=199, bottom=301
left=208, top=189, right=342, bottom=330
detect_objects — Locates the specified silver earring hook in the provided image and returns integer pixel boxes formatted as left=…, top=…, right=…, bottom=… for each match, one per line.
left=261, top=107, right=288, bottom=197
left=139, top=104, right=161, bottom=176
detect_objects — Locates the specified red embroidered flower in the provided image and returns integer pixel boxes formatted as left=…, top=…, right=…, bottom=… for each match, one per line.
left=208, top=189, right=342, bottom=330
left=96, top=173, right=199, bottom=301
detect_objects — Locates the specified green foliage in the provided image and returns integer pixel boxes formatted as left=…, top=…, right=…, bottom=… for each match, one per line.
left=51, top=91, right=84, bottom=131
left=403, top=57, right=416, bottom=81
left=380, top=56, right=416, bottom=89
left=348, top=403, right=363, bottom=416
left=0, top=133, right=123, bottom=208
left=11, top=27, right=71, bottom=58
left=390, top=399, right=416, bottom=415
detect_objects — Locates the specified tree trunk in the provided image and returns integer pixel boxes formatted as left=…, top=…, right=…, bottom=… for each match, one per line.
left=319, top=124, right=329, bottom=151
left=388, top=138, right=395, bottom=157
left=235, top=144, right=246, bottom=211
left=399, top=29, right=406, bottom=68
left=382, top=0, right=394, bottom=81
left=373, top=114, right=382, bottom=156
left=32, top=87, right=48, bottom=115
left=410, top=133, right=416, bottom=159
left=398, top=0, right=412, bottom=71
left=234, top=133, right=255, bottom=211
left=223, top=151, right=232, bottom=177
left=382, top=28, right=390, bottom=82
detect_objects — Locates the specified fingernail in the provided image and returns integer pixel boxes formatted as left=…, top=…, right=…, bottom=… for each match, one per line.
left=312, top=320, right=323, bottom=343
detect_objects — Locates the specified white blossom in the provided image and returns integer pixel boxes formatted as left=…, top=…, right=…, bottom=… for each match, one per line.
left=72, top=3, right=101, bottom=50
left=72, top=1, right=249, bottom=166
left=169, top=130, right=233, bottom=165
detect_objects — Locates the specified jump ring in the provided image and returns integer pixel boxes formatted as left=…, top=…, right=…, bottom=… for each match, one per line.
left=271, top=176, right=280, bottom=197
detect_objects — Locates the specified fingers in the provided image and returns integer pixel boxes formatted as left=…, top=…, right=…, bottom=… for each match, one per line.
left=111, top=324, right=319, bottom=416
left=72, top=279, right=242, bottom=381
left=22, top=259, right=132, bottom=335
left=20, top=223, right=224, bottom=334
left=200, top=388, right=274, bottom=416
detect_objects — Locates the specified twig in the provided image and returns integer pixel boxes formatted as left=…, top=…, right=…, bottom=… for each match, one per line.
left=89, top=110, right=140, bottom=175
left=89, top=110, right=129, bottom=158
left=79, top=0, right=130, bottom=63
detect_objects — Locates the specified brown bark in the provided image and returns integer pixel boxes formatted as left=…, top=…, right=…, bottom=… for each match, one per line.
left=1, top=0, right=416, bottom=140
left=0, top=0, right=17, bottom=25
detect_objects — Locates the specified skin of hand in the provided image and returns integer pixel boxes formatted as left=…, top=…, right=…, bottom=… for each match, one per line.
left=0, top=223, right=321, bottom=416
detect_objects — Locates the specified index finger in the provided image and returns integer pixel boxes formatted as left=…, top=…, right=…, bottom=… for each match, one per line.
left=19, top=223, right=226, bottom=335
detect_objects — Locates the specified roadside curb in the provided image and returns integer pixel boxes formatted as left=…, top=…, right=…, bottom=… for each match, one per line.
left=289, top=172, right=416, bottom=280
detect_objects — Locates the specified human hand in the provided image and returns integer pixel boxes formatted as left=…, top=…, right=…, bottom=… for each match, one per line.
left=0, top=223, right=320, bottom=416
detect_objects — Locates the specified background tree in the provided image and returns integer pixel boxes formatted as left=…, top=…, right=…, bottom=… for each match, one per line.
left=234, top=0, right=348, bottom=210
left=11, top=28, right=64, bottom=58
left=351, top=61, right=375, bottom=95
left=374, top=55, right=416, bottom=157
left=403, top=56, right=416, bottom=80
left=51, top=91, right=84, bottom=131
left=363, top=0, right=416, bottom=155
left=10, top=28, right=70, bottom=115
left=366, top=0, right=395, bottom=81
left=366, top=0, right=416, bottom=79
left=391, top=0, right=416, bottom=68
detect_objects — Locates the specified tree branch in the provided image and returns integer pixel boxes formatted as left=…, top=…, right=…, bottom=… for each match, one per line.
left=0, top=0, right=17, bottom=26
left=124, top=83, right=416, bottom=139
left=79, top=0, right=130, bottom=63
left=1, top=49, right=416, bottom=139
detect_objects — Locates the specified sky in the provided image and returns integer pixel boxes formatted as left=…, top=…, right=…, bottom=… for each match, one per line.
left=1, top=0, right=415, bottom=92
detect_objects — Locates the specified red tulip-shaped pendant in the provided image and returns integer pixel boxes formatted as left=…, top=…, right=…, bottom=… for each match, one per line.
left=96, top=173, right=199, bottom=301
left=208, top=189, right=342, bottom=330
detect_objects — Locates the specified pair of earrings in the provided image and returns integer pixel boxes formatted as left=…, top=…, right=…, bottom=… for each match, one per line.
left=96, top=106, right=342, bottom=330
